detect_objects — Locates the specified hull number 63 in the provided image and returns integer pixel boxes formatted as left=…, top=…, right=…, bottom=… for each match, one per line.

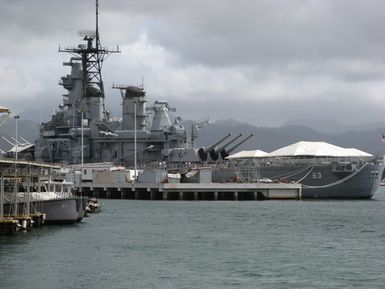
left=312, top=172, right=322, bottom=179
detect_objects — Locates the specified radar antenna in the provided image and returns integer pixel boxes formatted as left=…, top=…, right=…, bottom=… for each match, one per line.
left=191, top=117, right=209, bottom=146
left=96, top=0, right=100, bottom=49
left=58, top=0, right=120, bottom=121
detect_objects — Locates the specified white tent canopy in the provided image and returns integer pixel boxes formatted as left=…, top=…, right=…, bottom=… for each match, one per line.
left=227, top=141, right=373, bottom=159
left=267, top=141, right=372, bottom=158
left=227, top=150, right=268, bottom=159
left=0, top=106, right=10, bottom=113
left=343, top=148, right=373, bottom=158
left=0, top=105, right=11, bottom=128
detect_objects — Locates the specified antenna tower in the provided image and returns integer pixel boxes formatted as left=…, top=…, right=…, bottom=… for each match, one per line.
left=58, top=0, right=120, bottom=120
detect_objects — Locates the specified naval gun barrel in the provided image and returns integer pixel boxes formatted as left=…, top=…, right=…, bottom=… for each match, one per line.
left=220, top=134, right=254, bottom=159
left=209, top=134, right=243, bottom=161
left=197, top=133, right=231, bottom=161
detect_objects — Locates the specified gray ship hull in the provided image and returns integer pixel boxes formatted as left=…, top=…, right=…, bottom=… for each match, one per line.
left=260, top=163, right=382, bottom=199
left=4, top=197, right=80, bottom=224
left=39, top=197, right=80, bottom=224
left=212, top=161, right=383, bottom=199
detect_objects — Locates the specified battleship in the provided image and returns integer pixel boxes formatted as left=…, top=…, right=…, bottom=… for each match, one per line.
left=34, top=0, right=250, bottom=167
left=34, top=0, right=383, bottom=199
left=226, top=141, right=384, bottom=199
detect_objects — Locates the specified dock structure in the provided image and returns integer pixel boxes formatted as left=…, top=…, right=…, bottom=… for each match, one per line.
left=69, top=166, right=302, bottom=201
left=0, top=218, right=20, bottom=234
left=81, top=182, right=302, bottom=201
left=0, top=158, right=61, bottom=232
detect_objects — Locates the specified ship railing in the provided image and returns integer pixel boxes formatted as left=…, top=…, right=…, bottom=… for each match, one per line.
left=234, top=163, right=261, bottom=183
left=229, top=156, right=371, bottom=167
left=140, top=160, right=233, bottom=171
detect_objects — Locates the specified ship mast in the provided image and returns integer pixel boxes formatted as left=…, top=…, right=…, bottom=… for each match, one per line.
left=58, top=0, right=120, bottom=121
left=96, top=0, right=100, bottom=49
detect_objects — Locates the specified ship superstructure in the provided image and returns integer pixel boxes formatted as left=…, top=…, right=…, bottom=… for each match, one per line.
left=34, top=1, right=249, bottom=167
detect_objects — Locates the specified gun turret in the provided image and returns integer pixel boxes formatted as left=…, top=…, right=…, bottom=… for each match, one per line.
left=197, top=133, right=231, bottom=161
left=209, top=134, right=242, bottom=161
left=220, top=134, right=254, bottom=159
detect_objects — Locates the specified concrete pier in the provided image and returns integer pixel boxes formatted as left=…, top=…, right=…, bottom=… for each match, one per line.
left=81, top=182, right=302, bottom=201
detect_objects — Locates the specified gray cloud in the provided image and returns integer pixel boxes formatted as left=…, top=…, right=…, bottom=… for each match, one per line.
left=0, top=0, right=384, bottom=127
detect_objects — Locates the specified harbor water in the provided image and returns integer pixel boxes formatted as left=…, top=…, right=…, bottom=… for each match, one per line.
left=2, top=188, right=385, bottom=289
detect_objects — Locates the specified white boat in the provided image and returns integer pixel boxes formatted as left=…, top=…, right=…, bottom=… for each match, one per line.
left=3, top=180, right=85, bottom=224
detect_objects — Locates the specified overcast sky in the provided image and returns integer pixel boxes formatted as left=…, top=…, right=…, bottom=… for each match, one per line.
left=0, top=0, right=384, bottom=127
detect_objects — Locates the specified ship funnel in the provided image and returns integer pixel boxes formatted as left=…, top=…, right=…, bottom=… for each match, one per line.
left=197, top=133, right=231, bottom=161
left=209, top=134, right=242, bottom=161
left=220, top=134, right=254, bottom=159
